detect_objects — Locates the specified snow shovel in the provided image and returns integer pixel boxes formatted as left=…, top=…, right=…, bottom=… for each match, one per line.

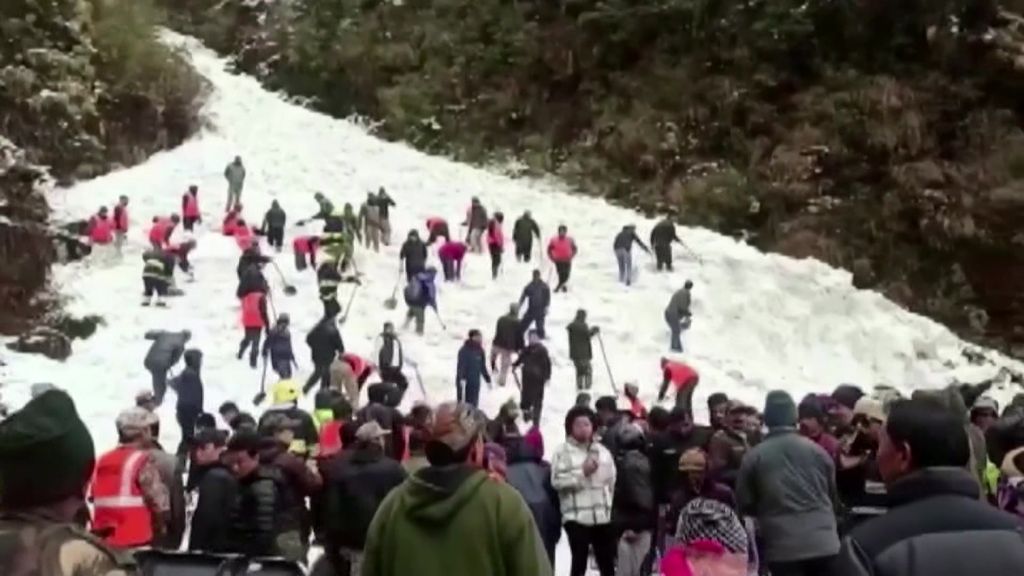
left=677, top=239, right=704, bottom=265
left=253, top=357, right=269, bottom=405
left=409, top=359, right=429, bottom=402
left=383, top=272, right=401, bottom=309
left=270, top=262, right=298, bottom=295
left=432, top=307, right=448, bottom=331
left=339, top=284, right=359, bottom=324
left=596, top=332, right=619, bottom=394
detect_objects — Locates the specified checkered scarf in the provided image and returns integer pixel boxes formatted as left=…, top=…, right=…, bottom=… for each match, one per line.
left=675, top=498, right=749, bottom=554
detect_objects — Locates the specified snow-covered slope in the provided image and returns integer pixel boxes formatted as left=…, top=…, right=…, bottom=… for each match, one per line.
left=2, top=33, right=1021, bottom=479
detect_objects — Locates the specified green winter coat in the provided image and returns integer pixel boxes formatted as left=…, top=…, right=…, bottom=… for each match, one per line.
left=362, top=465, right=552, bottom=576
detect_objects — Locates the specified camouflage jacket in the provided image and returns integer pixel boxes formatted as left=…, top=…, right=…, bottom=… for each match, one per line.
left=0, top=512, right=133, bottom=576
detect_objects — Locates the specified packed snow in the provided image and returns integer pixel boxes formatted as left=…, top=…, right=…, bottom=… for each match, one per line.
left=1, top=32, right=1022, bottom=571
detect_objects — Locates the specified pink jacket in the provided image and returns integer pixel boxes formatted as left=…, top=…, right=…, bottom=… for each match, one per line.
left=661, top=541, right=748, bottom=576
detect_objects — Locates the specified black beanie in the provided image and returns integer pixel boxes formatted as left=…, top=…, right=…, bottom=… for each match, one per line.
left=564, top=406, right=596, bottom=437
left=763, top=390, right=798, bottom=429
left=0, top=390, right=95, bottom=508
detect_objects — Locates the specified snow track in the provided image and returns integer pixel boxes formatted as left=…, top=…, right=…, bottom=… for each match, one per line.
left=1, top=32, right=1021, bottom=492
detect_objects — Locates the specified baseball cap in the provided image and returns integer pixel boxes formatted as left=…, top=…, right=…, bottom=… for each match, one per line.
left=116, top=407, right=159, bottom=433
left=853, top=397, right=886, bottom=423
left=429, top=402, right=486, bottom=453
left=355, top=421, right=391, bottom=442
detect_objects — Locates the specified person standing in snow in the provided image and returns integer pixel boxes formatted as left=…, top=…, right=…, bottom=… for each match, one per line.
left=438, top=238, right=468, bottom=282
left=171, top=348, right=204, bottom=455
left=143, top=329, right=190, bottom=405
left=519, top=269, right=551, bottom=339
left=552, top=405, right=618, bottom=576
left=87, top=206, right=115, bottom=246
left=650, top=217, right=682, bottom=272
left=456, top=329, right=491, bottom=407
left=464, top=197, right=489, bottom=252
left=305, top=312, right=346, bottom=393
left=182, top=185, right=201, bottom=232
left=548, top=225, right=578, bottom=293
left=613, top=224, right=650, bottom=286
left=736, top=390, right=841, bottom=576
left=567, top=309, right=599, bottom=391
left=399, top=230, right=428, bottom=283
left=514, top=329, right=552, bottom=422
left=237, top=290, right=270, bottom=369
left=375, top=187, right=396, bottom=245
left=374, top=322, right=409, bottom=396
left=709, top=402, right=754, bottom=490
left=403, top=268, right=438, bottom=335
left=492, top=303, right=524, bottom=388
left=318, top=257, right=344, bottom=319
left=665, top=280, right=693, bottom=352
left=113, top=194, right=130, bottom=252
left=513, top=210, right=542, bottom=262
left=486, top=212, right=506, bottom=279
left=358, top=193, right=383, bottom=252
left=262, top=313, right=297, bottom=379
left=262, top=200, right=287, bottom=252
left=361, top=402, right=553, bottom=576
left=224, top=156, right=246, bottom=212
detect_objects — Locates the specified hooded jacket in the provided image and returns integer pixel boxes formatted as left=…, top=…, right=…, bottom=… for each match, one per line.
left=263, top=201, right=287, bottom=230
left=650, top=219, right=681, bottom=247
left=456, top=340, right=491, bottom=386
left=173, top=350, right=204, bottom=410
left=307, top=318, right=345, bottom=364
left=143, top=330, right=190, bottom=371
left=362, top=465, right=552, bottom=576
left=321, top=442, right=407, bottom=550
left=262, top=324, right=294, bottom=364
left=506, top=440, right=561, bottom=561
left=512, top=215, right=541, bottom=246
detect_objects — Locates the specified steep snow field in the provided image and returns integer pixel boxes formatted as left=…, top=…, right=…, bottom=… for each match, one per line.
left=1, top=32, right=1022, bottom=571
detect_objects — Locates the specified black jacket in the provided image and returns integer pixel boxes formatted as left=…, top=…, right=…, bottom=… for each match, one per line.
left=399, top=239, right=427, bottom=271
left=321, top=443, right=407, bottom=550
left=143, top=330, right=190, bottom=371
left=567, top=315, right=597, bottom=361
left=512, top=216, right=541, bottom=246
left=228, top=466, right=283, bottom=558
left=613, top=448, right=656, bottom=532
left=613, top=228, right=649, bottom=253
left=649, top=426, right=712, bottom=505
left=835, top=467, right=1024, bottom=576
left=519, top=279, right=551, bottom=312
left=456, top=341, right=491, bottom=385
left=263, top=204, right=287, bottom=230
left=493, top=313, right=524, bottom=351
left=650, top=219, right=680, bottom=247
left=514, top=343, right=551, bottom=384
left=506, top=440, right=561, bottom=557
left=173, top=349, right=204, bottom=410
left=262, top=326, right=294, bottom=363
left=467, top=203, right=488, bottom=230
left=307, top=318, right=345, bottom=364
left=236, top=264, right=269, bottom=299
left=189, top=463, right=237, bottom=553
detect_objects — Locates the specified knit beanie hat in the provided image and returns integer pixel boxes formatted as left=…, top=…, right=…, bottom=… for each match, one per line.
left=763, top=390, right=798, bottom=429
left=832, top=384, right=865, bottom=410
left=0, top=390, right=95, bottom=508
left=676, top=498, right=749, bottom=554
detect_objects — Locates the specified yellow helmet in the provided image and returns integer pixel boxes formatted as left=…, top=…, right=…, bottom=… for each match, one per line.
left=271, top=379, right=300, bottom=404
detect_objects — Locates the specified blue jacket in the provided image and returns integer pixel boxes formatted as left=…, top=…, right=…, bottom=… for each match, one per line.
left=456, top=341, right=490, bottom=385
left=174, top=349, right=204, bottom=410
left=413, top=269, right=439, bottom=310
left=262, top=325, right=294, bottom=363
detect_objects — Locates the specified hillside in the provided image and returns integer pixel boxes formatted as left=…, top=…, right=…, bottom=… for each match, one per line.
left=165, top=0, right=1024, bottom=356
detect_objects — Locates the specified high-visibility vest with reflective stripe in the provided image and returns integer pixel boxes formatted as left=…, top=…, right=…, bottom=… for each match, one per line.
left=91, top=446, right=153, bottom=548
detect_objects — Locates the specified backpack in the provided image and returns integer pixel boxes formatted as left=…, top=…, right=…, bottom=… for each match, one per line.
left=403, top=280, right=422, bottom=305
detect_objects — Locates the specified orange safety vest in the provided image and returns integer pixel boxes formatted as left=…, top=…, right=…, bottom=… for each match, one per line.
left=183, top=193, right=200, bottom=218
left=665, top=361, right=698, bottom=389
left=320, top=420, right=344, bottom=457
left=241, top=292, right=265, bottom=328
left=548, top=236, right=575, bottom=262
left=91, top=446, right=153, bottom=548
left=148, top=218, right=171, bottom=246
left=89, top=216, right=114, bottom=244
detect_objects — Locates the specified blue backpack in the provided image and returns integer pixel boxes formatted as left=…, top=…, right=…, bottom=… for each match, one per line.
left=404, top=279, right=423, bottom=305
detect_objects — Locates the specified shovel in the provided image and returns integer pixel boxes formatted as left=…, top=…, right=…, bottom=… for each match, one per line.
left=339, top=284, right=360, bottom=324
left=252, top=357, right=268, bottom=405
left=270, top=261, right=298, bottom=295
left=384, top=274, right=401, bottom=310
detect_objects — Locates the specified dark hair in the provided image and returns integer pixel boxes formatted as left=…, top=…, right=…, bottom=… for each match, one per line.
left=595, top=396, right=617, bottom=414
left=885, top=399, right=970, bottom=469
left=708, top=392, right=729, bottom=410
left=648, top=407, right=671, bottom=431
left=425, top=439, right=473, bottom=466
left=219, top=401, right=240, bottom=416
left=193, top=428, right=228, bottom=449
left=195, top=413, right=217, bottom=431
left=331, top=397, right=354, bottom=420
left=468, top=329, right=481, bottom=339
left=229, top=412, right=257, bottom=432
left=669, top=405, right=691, bottom=425
left=226, top=430, right=263, bottom=456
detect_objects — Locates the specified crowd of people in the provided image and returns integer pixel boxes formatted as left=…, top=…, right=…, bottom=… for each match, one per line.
left=5, top=157, right=1024, bottom=576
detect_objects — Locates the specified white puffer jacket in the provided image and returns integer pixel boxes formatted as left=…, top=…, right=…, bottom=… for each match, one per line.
left=551, top=438, right=616, bottom=525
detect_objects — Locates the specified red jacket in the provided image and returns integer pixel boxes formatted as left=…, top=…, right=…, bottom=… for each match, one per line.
left=426, top=217, right=447, bottom=232
left=319, top=420, right=344, bottom=458
left=664, top=361, right=698, bottom=389
left=548, top=236, right=576, bottom=262
left=293, top=235, right=318, bottom=254
left=241, top=292, right=267, bottom=328
left=88, top=215, right=114, bottom=245
left=113, top=205, right=129, bottom=232
left=234, top=226, right=255, bottom=251
left=487, top=220, right=505, bottom=249
left=148, top=218, right=173, bottom=247
left=342, top=353, right=372, bottom=379
left=90, top=447, right=153, bottom=548
left=182, top=192, right=200, bottom=219
left=222, top=212, right=240, bottom=236
left=438, top=240, right=468, bottom=262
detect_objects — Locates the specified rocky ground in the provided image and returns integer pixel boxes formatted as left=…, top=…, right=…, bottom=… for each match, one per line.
left=149, top=1, right=1024, bottom=357
left=0, top=0, right=205, bottom=341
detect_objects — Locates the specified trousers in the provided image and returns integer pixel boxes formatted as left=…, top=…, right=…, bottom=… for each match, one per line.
left=615, top=249, right=633, bottom=285
left=238, top=327, right=262, bottom=368
left=564, top=522, right=616, bottom=576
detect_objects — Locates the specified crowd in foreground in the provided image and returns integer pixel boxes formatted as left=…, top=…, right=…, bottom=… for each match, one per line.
left=2, top=374, right=1024, bottom=576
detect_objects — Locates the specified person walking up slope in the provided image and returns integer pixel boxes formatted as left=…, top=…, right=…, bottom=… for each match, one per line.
left=650, top=217, right=682, bottom=272
left=262, top=314, right=297, bottom=379
left=513, top=210, right=542, bottom=262
left=361, top=402, right=553, bottom=576
left=519, top=269, right=551, bottom=339
left=515, top=330, right=552, bottom=422
left=612, top=224, right=650, bottom=286
left=182, top=185, right=201, bottom=232
left=224, top=156, right=246, bottom=212
left=262, top=200, right=287, bottom=252
left=456, top=329, right=491, bottom=407
left=492, top=303, right=524, bottom=387
left=238, top=290, right=270, bottom=369
left=665, top=280, right=694, bottom=352
left=399, top=230, right=428, bottom=282
left=375, top=187, right=396, bottom=245
left=736, top=390, right=840, bottom=576
left=552, top=405, right=618, bottom=576
left=359, top=193, right=382, bottom=252
left=548, top=225, right=578, bottom=292
left=567, top=309, right=600, bottom=391
left=464, top=197, right=489, bottom=252
left=487, top=211, right=506, bottom=279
